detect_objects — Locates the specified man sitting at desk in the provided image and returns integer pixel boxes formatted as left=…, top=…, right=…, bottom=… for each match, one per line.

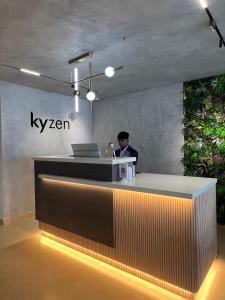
left=115, top=131, right=138, bottom=165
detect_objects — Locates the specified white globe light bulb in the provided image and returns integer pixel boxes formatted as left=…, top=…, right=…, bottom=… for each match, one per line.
left=199, top=0, right=208, bottom=8
left=105, top=66, right=115, bottom=78
left=86, top=91, right=96, bottom=101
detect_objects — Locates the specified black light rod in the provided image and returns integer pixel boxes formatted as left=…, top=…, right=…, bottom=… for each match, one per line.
left=204, top=7, right=225, bottom=47
left=73, top=66, right=124, bottom=84
left=74, top=72, right=105, bottom=84
left=40, top=74, right=71, bottom=85
left=0, top=63, right=90, bottom=91
left=1, top=63, right=20, bottom=71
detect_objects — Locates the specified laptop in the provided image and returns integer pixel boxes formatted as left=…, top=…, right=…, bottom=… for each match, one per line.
left=71, top=143, right=101, bottom=158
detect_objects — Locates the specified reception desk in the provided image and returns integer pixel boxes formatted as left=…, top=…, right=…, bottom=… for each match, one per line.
left=34, top=156, right=217, bottom=299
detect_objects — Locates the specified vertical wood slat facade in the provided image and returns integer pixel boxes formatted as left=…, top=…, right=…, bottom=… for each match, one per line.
left=40, top=181, right=217, bottom=299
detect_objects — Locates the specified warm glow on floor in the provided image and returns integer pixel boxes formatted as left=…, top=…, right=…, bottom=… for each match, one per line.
left=195, top=267, right=216, bottom=300
left=41, top=232, right=219, bottom=300
left=41, top=234, right=193, bottom=300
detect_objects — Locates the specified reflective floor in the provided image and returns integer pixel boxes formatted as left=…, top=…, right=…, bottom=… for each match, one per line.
left=0, top=217, right=224, bottom=300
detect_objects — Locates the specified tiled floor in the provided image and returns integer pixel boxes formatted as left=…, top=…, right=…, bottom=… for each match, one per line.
left=0, top=217, right=224, bottom=300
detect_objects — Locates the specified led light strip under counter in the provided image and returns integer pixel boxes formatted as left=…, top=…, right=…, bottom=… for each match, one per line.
left=36, top=174, right=217, bottom=299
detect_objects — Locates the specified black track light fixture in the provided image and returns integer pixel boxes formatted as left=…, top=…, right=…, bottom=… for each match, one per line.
left=199, top=1, right=225, bottom=49
left=209, top=20, right=216, bottom=32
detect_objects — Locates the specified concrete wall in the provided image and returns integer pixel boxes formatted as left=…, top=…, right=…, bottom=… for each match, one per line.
left=0, top=92, right=3, bottom=221
left=0, top=81, right=92, bottom=221
left=0, top=80, right=184, bottom=221
left=93, top=83, right=184, bottom=175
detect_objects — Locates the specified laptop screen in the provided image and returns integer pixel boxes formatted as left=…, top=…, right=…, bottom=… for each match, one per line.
left=71, top=143, right=101, bottom=158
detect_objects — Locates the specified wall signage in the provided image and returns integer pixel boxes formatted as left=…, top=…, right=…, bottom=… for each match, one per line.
left=31, top=112, right=70, bottom=133
left=68, top=112, right=77, bottom=122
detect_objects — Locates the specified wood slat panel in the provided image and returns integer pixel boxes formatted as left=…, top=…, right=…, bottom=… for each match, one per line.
left=194, top=185, right=217, bottom=288
left=40, top=184, right=217, bottom=299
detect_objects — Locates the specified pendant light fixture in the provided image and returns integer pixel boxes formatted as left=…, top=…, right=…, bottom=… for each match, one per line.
left=1, top=50, right=124, bottom=112
left=105, top=66, right=115, bottom=78
left=86, top=63, right=96, bottom=101
left=86, top=90, right=96, bottom=101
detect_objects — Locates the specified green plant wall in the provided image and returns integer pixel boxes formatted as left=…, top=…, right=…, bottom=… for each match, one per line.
left=183, top=74, right=225, bottom=224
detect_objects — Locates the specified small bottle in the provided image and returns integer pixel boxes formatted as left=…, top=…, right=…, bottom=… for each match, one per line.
left=104, top=147, right=108, bottom=158
left=105, top=142, right=115, bottom=159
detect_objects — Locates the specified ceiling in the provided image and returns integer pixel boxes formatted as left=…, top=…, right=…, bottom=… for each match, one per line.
left=0, top=0, right=225, bottom=99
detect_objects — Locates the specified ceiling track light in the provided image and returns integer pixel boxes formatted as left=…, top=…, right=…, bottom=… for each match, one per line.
left=199, top=1, right=225, bottom=49
left=199, top=0, right=208, bottom=9
left=209, top=20, right=216, bottom=32
left=219, top=39, right=223, bottom=48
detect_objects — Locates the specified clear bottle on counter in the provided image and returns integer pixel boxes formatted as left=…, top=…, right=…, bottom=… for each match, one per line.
left=104, top=142, right=115, bottom=159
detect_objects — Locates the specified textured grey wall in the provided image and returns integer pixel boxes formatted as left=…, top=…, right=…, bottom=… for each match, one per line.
left=93, top=83, right=184, bottom=175
left=0, top=94, right=3, bottom=220
left=0, top=81, right=92, bottom=220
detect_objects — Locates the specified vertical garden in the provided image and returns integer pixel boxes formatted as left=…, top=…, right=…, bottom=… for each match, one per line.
left=183, top=74, right=225, bottom=224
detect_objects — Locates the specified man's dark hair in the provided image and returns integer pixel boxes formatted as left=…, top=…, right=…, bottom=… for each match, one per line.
left=117, top=131, right=129, bottom=140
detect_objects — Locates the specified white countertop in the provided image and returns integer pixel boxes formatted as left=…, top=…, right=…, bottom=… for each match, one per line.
left=38, top=173, right=217, bottom=199
left=33, top=155, right=136, bottom=165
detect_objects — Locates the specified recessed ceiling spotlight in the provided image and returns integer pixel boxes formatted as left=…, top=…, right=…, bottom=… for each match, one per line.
left=199, top=0, right=208, bottom=9
left=86, top=90, right=96, bottom=101
left=20, top=68, right=40, bottom=76
left=105, top=66, right=115, bottom=78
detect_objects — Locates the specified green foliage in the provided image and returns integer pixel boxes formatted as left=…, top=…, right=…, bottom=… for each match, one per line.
left=218, top=204, right=225, bottom=224
left=183, top=74, right=225, bottom=224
